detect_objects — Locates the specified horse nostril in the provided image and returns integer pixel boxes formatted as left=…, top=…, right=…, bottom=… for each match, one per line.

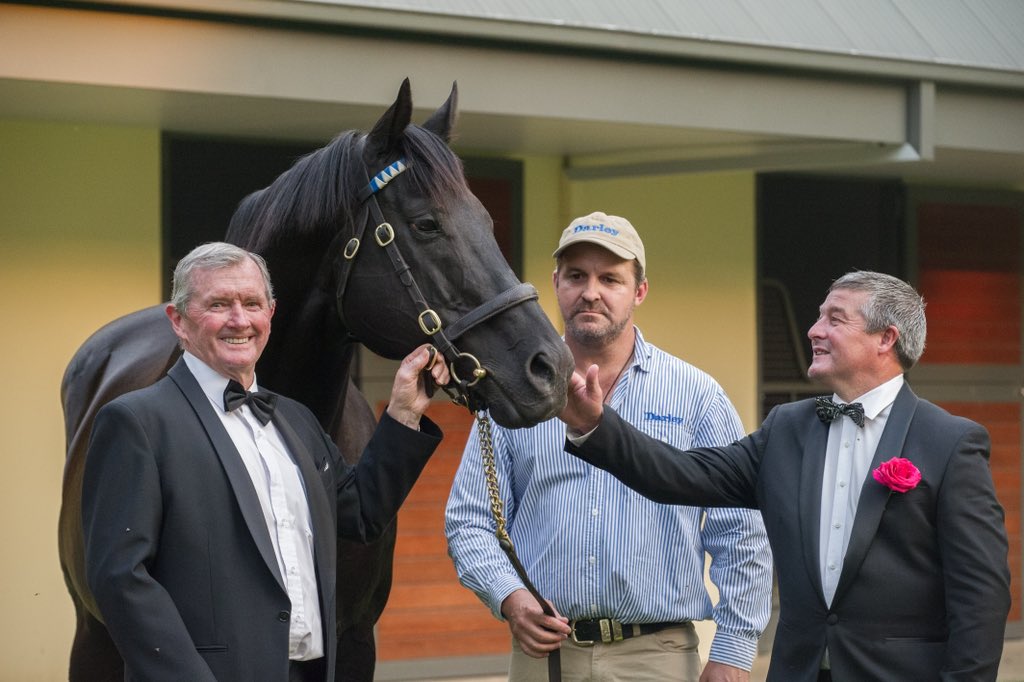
left=528, top=352, right=558, bottom=385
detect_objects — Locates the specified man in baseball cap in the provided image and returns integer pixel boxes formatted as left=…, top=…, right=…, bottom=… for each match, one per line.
left=446, top=210, right=772, bottom=681
left=552, top=211, right=646, bottom=279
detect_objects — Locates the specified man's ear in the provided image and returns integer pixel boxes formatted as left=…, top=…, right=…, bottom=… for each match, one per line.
left=879, top=325, right=899, bottom=354
left=165, top=303, right=187, bottom=342
left=634, top=278, right=649, bottom=306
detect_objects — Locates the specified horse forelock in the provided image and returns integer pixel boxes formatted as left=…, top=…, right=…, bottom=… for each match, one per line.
left=399, top=125, right=470, bottom=212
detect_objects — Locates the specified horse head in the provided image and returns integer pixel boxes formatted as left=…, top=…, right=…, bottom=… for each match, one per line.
left=237, top=79, right=572, bottom=428
left=341, top=80, right=573, bottom=426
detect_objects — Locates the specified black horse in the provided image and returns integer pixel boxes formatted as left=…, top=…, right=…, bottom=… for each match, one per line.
left=59, top=79, right=574, bottom=681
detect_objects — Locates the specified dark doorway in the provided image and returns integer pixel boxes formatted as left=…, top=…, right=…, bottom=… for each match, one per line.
left=757, top=174, right=906, bottom=415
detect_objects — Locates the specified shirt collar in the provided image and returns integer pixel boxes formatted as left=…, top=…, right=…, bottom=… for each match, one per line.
left=182, top=352, right=262, bottom=414
left=838, top=374, right=904, bottom=421
left=631, top=326, right=653, bottom=374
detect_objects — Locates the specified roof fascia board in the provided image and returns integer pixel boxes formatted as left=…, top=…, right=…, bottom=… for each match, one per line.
left=0, top=4, right=908, bottom=144
left=48, top=0, right=1024, bottom=92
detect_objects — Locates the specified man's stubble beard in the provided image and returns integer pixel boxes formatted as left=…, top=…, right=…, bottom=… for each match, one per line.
left=565, top=311, right=631, bottom=349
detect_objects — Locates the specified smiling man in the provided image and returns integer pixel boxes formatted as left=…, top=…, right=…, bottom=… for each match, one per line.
left=560, top=270, right=1011, bottom=682
left=82, top=242, right=449, bottom=681
left=446, top=212, right=772, bottom=682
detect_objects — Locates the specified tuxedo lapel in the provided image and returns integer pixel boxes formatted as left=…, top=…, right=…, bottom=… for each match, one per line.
left=273, top=408, right=337, bottom=603
left=833, top=382, right=918, bottom=602
left=167, top=360, right=286, bottom=592
left=799, top=408, right=830, bottom=602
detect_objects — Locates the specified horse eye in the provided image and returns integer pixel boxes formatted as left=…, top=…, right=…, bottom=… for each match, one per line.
left=409, top=218, right=440, bottom=234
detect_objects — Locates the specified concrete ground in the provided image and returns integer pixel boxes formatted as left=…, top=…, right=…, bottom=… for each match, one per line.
left=429, top=636, right=1024, bottom=681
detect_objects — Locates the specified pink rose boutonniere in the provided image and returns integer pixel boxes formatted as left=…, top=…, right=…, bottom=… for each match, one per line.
left=872, top=457, right=922, bottom=493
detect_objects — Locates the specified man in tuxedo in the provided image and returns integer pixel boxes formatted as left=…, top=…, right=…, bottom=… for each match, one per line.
left=559, top=270, right=1011, bottom=681
left=82, top=242, right=449, bottom=682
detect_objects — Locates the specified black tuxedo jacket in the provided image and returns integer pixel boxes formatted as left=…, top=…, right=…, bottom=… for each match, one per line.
left=568, top=382, right=1010, bottom=681
left=82, top=358, right=441, bottom=681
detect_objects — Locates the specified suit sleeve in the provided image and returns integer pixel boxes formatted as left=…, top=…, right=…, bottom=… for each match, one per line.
left=82, top=401, right=217, bottom=682
left=566, top=406, right=763, bottom=509
left=332, top=410, right=442, bottom=542
left=937, top=422, right=1011, bottom=680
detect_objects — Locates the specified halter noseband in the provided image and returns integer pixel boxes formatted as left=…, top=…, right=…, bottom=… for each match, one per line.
left=336, top=154, right=539, bottom=411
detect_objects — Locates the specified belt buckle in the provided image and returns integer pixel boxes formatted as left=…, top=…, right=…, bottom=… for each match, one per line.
left=570, top=618, right=624, bottom=646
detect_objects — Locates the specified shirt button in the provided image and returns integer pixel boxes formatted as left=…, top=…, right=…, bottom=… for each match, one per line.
left=833, top=522, right=841, bottom=529
left=839, top=481, right=846, bottom=488
left=828, top=563, right=837, bottom=571
left=588, top=556, right=596, bottom=565
left=591, top=509, right=599, bottom=517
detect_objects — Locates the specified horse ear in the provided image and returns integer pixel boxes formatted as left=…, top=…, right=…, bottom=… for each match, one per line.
left=365, top=78, right=414, bottom=160
left=421, top=81, right=458, bottom=143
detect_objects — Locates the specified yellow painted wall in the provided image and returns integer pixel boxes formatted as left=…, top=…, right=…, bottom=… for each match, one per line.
left=0, top=120, right=161, bottom=679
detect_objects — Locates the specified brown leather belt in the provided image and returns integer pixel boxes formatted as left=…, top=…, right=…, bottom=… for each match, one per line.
left=568, top=618, right=684, bottom=646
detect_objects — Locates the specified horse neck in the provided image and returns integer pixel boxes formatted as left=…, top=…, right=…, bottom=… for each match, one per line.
left=255, top=242, right=357, bottom=432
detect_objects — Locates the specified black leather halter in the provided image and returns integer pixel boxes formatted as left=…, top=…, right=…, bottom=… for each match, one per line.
left=335, top=155, right=539, bottom=411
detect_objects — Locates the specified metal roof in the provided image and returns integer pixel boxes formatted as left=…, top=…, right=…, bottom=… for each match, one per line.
left=297, top=0, right=1024, bottom=74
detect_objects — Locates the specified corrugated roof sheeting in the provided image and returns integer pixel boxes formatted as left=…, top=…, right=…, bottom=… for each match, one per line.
left=298, top=0, right=1024, bottom=71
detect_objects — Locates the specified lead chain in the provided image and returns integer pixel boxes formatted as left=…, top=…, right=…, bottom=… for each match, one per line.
left=475, top=410, right=511, bottom=546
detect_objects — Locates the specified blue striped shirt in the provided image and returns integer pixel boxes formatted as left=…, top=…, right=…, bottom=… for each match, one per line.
left=445, top=328, right=773, bottom=670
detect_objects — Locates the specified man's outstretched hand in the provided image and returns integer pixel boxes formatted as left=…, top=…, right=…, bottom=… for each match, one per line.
left=558, top=364, right=604, bottom=436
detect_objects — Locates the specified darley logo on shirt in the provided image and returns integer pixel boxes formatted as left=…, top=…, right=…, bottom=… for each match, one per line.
left=644, top=411, right=684, bottom=425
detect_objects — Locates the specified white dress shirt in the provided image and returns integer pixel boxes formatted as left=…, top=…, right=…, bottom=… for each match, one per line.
left=819, top=374, right=904, bottom=606
left=183, top=353, right=323, bottom=660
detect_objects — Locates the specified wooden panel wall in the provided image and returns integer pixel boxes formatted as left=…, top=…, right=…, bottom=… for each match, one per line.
left=916, top=203, right=1020, bottom=364
left=917, top=199, right=1022, bottom=623
left=934, top=401, right=1021, bottom=621
left=376, top=401, right=509, bottom=661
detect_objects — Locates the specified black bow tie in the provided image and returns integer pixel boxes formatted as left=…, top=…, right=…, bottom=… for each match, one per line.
left=815, top=396, right=865, bottom=427
left=223, top=380, right=277, bottom=426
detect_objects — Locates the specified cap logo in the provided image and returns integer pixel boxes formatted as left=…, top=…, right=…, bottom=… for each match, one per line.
left=574, top=223, right=619, bottom=236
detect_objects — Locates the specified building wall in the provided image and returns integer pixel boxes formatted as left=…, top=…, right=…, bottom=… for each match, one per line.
left=0, top=119, right=161, bottom=679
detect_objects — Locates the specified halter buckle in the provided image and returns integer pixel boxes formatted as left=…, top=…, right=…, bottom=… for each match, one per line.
left=343, top=238, right=360, bottom=259
left=418, top=309, right=443, bottom=335
left=374, top=222, right=395, bottom=247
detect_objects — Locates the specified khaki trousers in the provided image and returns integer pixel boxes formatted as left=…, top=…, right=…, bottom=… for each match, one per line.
left=508, top=623, right=700, bottom=682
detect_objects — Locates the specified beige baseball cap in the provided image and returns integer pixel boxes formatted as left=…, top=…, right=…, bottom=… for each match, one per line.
left=552, top=211, right=646, bottom=276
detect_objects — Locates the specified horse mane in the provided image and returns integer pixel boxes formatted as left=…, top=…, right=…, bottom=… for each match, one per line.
left=226, top=124, right=470, bottom=253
